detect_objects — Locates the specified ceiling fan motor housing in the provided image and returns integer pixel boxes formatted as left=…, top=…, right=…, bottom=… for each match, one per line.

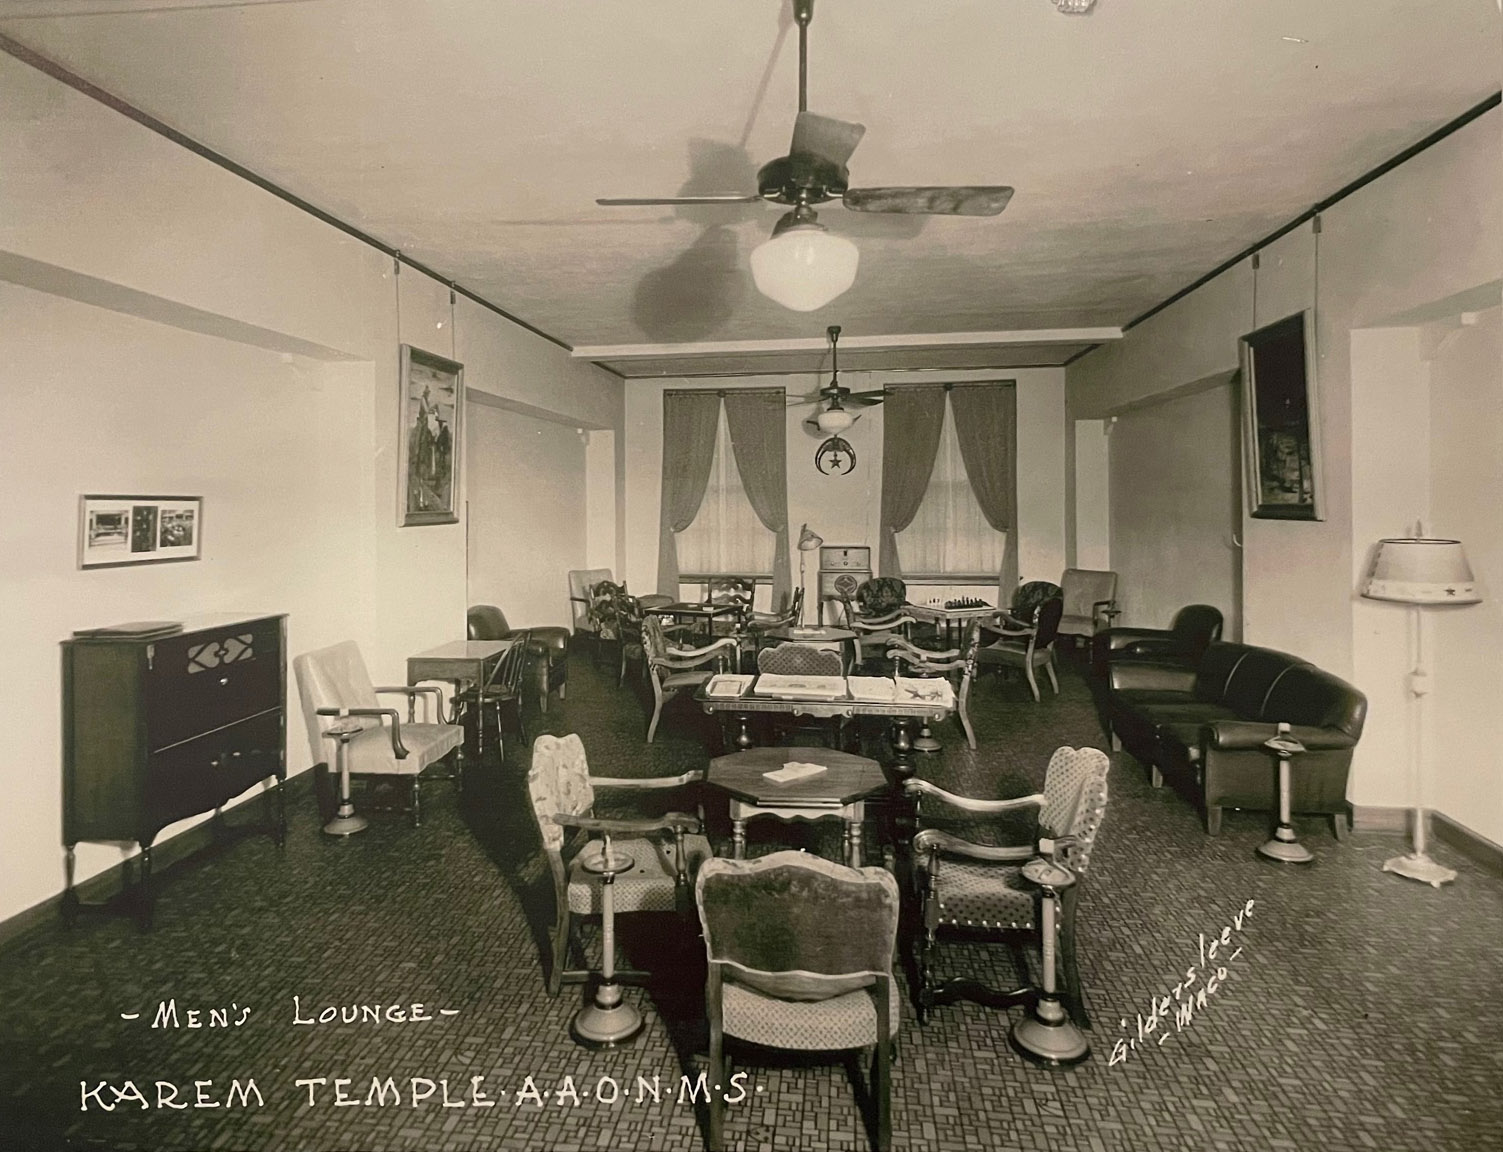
left=757, top=153, right=849, bottom=206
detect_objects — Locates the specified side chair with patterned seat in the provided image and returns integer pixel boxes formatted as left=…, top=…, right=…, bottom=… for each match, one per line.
left=976, top=595, right=1064, bottom=702
left=697, top=851, right=901, bottom=1152
left=887, top=619, right=983, bottom=749
left=527, top=733, right=711, bottom=1000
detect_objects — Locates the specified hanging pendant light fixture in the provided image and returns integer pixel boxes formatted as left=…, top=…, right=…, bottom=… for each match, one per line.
left=751, top=204, right=859, bottom=312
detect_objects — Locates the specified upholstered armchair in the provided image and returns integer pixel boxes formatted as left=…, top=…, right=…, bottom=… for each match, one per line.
left=293, top=641, right=464, bottom=830
left=696, top=851, right=901, bottom=1152
left=1009, top=580, right=1062, bottom=624
left=527, top=734, right=711, bottom=998
left=976, top=595, right=1064, bottom=702
left=568, top=569, right=671, bottom=655
left=905, top=746, right=1110, bottom=1034
left=467, top=605, right=570, bottom=712
left=641, top=615, right=738, bottom=743
left=1058, top=568, right=1121, bottom=643
left=1091, top=603, right=1224, bottom=679
left=887, top=620, right=983, bottom=749
left=839, top=578, right=916, bottom=667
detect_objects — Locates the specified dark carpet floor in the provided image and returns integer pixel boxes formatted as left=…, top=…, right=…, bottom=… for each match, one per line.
left=1, top=645, right=1499, bottom=1152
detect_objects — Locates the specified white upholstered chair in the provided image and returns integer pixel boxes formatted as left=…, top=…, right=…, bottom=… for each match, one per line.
left=293, top=641, right=463, bottom=829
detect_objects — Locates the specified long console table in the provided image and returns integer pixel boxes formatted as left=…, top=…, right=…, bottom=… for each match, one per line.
left=696, top=675, right=953, bottom=777
left=61, top=614, right=287, bottom=928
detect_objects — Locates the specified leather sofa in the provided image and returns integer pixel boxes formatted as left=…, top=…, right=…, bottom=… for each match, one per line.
left=1103, top=642, right=1366, bottom=838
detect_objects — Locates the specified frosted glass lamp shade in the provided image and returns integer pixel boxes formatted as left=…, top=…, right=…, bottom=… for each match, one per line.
left=1361, top=538, right=1481, bottom=604
left=815, top=406, right=855, bottom=434
left=798, top=524, right=823, bottom=552
left=751, top=225, right=859, bottom=312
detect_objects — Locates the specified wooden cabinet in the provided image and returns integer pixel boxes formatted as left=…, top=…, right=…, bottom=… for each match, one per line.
left=61, top=614, right=287, bottom=926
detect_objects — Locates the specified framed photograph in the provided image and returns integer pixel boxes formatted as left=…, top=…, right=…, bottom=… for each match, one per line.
left=398, top=344, right=464, bottom=526
left=1239, top=310, right=1323, bottom=521
left=79, top=495, right=202, bottom=569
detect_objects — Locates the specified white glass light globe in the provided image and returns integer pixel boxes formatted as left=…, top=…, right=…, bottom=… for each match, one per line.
left=750, top=225, right=859, bottom=312
left=816, top=406, right=856, bottom=434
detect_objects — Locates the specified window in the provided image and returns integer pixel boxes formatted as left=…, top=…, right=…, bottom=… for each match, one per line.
left=675, top=403, right=775, bottom=577
left=896, top=397, right=1006, bottom=578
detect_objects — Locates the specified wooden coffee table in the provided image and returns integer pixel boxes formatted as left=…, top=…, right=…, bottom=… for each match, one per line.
left=707, top=748, right=887, bottom=867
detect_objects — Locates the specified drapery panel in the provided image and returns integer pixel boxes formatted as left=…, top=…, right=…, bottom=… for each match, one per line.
left=950, top=382, right=1019, bottom=599
left=878, top=386, right=948, bottom=578
left=723, top=390, right=792, bottom=608
left=658, top=391, right=722, bottom=597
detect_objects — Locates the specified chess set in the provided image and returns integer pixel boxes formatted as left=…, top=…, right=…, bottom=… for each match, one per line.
left=944, top=596, right=988, bottom=610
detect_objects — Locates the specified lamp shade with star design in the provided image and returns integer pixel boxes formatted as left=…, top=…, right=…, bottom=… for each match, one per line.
left=1361, top=537, right=1480, bottom=604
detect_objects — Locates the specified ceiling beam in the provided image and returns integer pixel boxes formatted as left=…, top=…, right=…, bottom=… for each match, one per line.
left=572, top=328, right=1123, bottom=362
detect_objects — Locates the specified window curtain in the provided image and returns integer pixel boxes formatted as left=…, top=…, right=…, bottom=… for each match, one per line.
left=896, top=399, right=1007, bottom=578
left=878, top=386, right=948, bottom=578
left=950, top=382, right=1018, bottom=600
left=658, top=391, right=722, bottom=598
left=723, top=390, right=792, bottom=608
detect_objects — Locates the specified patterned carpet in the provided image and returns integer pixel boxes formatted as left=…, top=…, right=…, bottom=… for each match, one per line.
left=0, top=643, right=1499, bottom=1152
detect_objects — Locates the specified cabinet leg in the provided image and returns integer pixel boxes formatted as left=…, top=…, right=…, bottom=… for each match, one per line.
left=61, top=846, right=78, bottom=928
left=136, top=846, right=154, bottom=932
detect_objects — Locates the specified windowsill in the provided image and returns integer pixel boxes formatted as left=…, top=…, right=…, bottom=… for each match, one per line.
left=901, top=575, right=1000, bottom=584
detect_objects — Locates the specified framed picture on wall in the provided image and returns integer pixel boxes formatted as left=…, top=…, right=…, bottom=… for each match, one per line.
left=398, top=344, right=464, bottom=526
left=79, top=495, right=202, bottom=569
left=1239, top=311, right=1323, bottom=521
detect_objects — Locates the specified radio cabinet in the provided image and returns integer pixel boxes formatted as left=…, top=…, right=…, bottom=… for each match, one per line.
left=61, top=614, right=287, bottom=927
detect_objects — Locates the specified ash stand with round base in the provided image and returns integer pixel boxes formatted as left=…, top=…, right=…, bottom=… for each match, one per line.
left=569, top=842, right=644, bottom=1049
left=1256, top=725, right=1312, bottom=865
left=322, top=718, right=370, bottom=837
left=1009, top=857, right=1090, bottom=1068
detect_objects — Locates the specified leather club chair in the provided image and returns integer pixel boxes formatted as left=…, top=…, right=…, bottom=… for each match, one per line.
left=1091, top=604, right=1225, bottom=680
left=468, top=605, right=570, bottom=713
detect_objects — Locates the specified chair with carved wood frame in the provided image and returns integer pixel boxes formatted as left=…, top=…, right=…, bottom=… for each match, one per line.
left=528, top=734, right=711, bottom=1000
left=697, top=851, right=901, bottom=1152
left=839, top=578, right=916, bottom=669
left=886, top=620, right=983, bottom=749
left=904, top=746, right=1110, bottom=1031
left=641, top=615, right=738, bottom=743
left=976, top=596, right=1064, bottom=702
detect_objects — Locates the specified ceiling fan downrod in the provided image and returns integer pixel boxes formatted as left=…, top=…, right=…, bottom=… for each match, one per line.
left=795, top=0, right=813, bottom=114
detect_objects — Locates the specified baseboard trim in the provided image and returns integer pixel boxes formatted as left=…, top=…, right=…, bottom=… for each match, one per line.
left=1433, top=810, right=1503, bottom=876
left=1350, top=805, right=1502, bottom=876
left=1352, top=805, right=1409, bottom=833
left=0, top=773, right=313, bottom=955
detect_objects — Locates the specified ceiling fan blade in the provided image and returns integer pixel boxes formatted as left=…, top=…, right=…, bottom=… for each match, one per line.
left=790, top=111, right=866, bottom=167
left=842, top=186, right=1014, bottom=216
left=596, top=194, right=762, bottom=206
left=845, top=390, right=887, bottom=407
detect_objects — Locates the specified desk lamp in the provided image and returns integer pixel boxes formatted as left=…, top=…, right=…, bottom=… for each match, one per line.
left=797, top=524, right=823, bottom=624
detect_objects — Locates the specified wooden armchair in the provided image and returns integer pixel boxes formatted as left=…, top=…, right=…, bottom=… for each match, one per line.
left=976, top=596, right=1063, bottom=702
left=839, top=578, right=916, bottom=667
left=904, top=746, right=1110, bottom=1044
left=527, top=734, right=711, bottom=1005
left=887, top=620, right=983, bottom=749
left=641, top=615, right=737, bottom=743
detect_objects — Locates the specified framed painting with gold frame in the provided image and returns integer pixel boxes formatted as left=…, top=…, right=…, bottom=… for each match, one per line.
left=398, top=345, right=464, bottom=526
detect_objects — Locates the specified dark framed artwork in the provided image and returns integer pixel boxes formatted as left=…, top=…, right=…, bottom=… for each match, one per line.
left=79, top=495, right=202, bottom=569
left=398, top=344, right=464, bottom=526
left=1240, top=311, right=1323, bottom=520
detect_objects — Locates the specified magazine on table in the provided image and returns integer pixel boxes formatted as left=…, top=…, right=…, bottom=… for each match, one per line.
left=752, top=674, right=848, bottom=699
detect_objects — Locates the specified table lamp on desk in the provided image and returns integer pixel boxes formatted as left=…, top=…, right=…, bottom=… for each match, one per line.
left=797, top=524, right=823, bottom=624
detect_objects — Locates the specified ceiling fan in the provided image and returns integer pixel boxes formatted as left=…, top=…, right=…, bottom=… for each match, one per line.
left=794, top=325, right=883, bottom=436
left=596, top=0, right=1014, bottom=311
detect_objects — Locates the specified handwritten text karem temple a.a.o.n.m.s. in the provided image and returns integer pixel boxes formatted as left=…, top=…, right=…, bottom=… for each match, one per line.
left=1109, top=898, right=1256, bottom=1067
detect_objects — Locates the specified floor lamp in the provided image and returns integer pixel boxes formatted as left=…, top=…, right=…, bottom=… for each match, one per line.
left=1360, top=536, right=1481, bottom=888
left=797, top=524, right=823, bottom=625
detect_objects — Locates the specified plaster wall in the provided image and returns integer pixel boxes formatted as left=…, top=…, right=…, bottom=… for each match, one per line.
left=0, top=55, right=624, bottom=923
left=1069, top=107, right=1502, bottom=836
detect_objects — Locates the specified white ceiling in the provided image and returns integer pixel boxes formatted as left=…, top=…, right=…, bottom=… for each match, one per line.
left=1, top=0, right=1498, bottom=377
